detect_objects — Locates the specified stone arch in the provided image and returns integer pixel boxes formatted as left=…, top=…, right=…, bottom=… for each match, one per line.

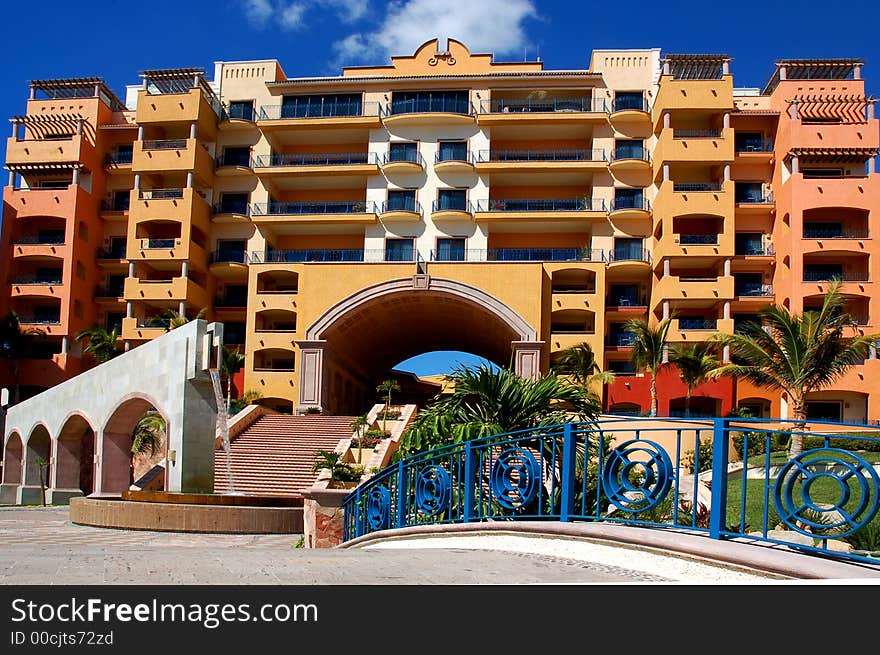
left=2, top=432, right=23, bottom=486
left=298, top=277, right=541, bottom=413
left=100, top=393, right=169, bottom=496
left=23, top=423, right=51, bottom=488
left=54, top=411, right=97, bottom=500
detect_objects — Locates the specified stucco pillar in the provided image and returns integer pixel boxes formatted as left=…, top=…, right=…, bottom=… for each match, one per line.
left=789, top=102, right=798, bottom=120
left=186, top=171, right=194, bottom=189
left=723, top=112, right=730, bottom=129
left=791, top=155, right=799, bottom=174
left=296, top=340, right=327, bottom=413
left=128, top=262, right=135, bottom=278
left=663, top=164, right=670, bottom=183
left=8, top=170, right=15, bottom=187
left=854, top=64, right=862, bottom=80
left=662, top=60, right=670, bottom=76
left=723, top=345, right=730, bottom=363
left=178, top=301, right=186, bottom=315
left=663, top=259, right=670, bottom=277
left=76, top=118, right=84, bottom=137
left=722, top=60, right=730, bottom=75
left=779, top=65, right=787, bottom=81
left=137, top=126, right=144, bottom=141
left=723, top=164, right=730, bottom=183
left=512, top=341, right=544, bottom=381
left=72, top=167, right=80, bottom=185
left=869, top=343, right=877, bottom=360
left=61, top=337, right=68, bottom=355
left=724, top=258, right=731, bottom=277
left=124, top=341, right=131, bottom=352
left=663, top=112, right=671, bottom=129
left=868, top=157, right=876, bottom=175
left=29, top=85, right=36, bottom=100
left=662, top=300, right=670, bottom=320
left=189, top=122, right=198, bottom=139
left=10, top=119, right=18, bottom=139
left=867, top=103, right=875, bottom=121
left=723, top=301, right=731, bottom=320
left=133, top=174, right=141, bottom=191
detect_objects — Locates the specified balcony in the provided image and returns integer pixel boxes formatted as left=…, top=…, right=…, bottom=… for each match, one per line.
left=607, top=248, right=651, bottom=265
left=257, top=101, right=381, bottom=130
left=253, top=152, right=379, bottom=177
left=11, top=235, right=67, bottom=260
left=678, top=234, right=719, bottom=245
left=609, top=147, right=651, bottom=173
left=735, top=138, right=774, bottom=158
left=734, top=241, right=774, bottom=257
left=474, top=149, right=606, bottom=176
left=670, top=318, right=735, bottom=342
left=656, top=181, right=732, bottom=218
left=213, top=200, right=251, bottom=219
left=433, top=150, right=475, bottom=174
left=803, top=226, right=868, bottom=239
left=95, top=283, right=126, bottom=299
left=735, top=282, right=774, bottom=297
left=431, top=199, right=473, bottom=220
left=250, top=201, right=378, bottom=225
left=735, top=191, right=775, bottom=214
left=379, top=199, right=423, bottom=222
left=609, top=196, right=651, bottom=220
left=380, top=150, right=425, bottom=174
left=209, top=249, right=249, bottom=279
left=610, top=96, right=650, bottom=125
left=789, top=174, right=878, bottom=212
left=473, top=197, right=606, bottom=222
left=803, top=270, right=869, bottom=282
left=655, top=274, right=735, bottom=302
left=16, top=313, right=61, bottom=327
left=132, top=138, right=214, bottom=184
left=382, top=96, right=475, bottom=126
left=488, top=248, right=604, bottom=263
left=654, top=128, right=734, bottom=165
left=251, top=249, right=365, bottom=264
left=124, top=276, right=209, bottom=307
left=121, top=317, right=171, bottom=341
left=477, top=97, right=606, bottom=129
left=10, top=274, right=63, bottom=299
left=104, top=150, right=134, bottom=167
left=215, top=152, right=254, bottom=172
left=678, top=318, right=718, bottom=330
left=130, top=188, right=211, bottom=233
left=653, top=77, right=733, bottom=116
left=606, top=332, right=637, bottom=349
left=6, top=134, right=97, bottom=171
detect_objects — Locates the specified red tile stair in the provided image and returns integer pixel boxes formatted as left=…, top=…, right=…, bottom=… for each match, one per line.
left=214, top=414, right=356, bottom=496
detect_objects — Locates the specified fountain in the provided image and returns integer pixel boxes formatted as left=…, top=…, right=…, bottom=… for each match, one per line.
left=208, top=368, right=241, bottom=495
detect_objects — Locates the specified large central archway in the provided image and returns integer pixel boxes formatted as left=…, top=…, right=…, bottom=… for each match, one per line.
left=297, top=277, right=542, bottom=414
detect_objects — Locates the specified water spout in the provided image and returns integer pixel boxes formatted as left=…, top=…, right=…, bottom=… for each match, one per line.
left=209, top=368, right=241, bottom=495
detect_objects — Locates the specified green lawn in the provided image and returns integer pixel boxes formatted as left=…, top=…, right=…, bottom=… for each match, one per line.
left=742, top=449, right=880, bottom=468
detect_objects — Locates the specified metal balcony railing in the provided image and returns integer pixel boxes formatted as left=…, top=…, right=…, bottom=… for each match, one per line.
left=736, top=283, right=774, bottom=297
left=736, top=192, right=774, bottom=204
left=736, top=139, right=774, bottom=153
left=380, top=199, right=422, bottom=215
left=209, top=250, right=248, bottom=264
left=489, top=248, right=605, bottom=263
left=607, top=334, right=637, bottom=347
left=735, top=243, right=775, bottom=256
left=213, top=201, right=250, bottom=215
left=251, top=249, right=365, bottom=264
left=673, top=128, right=723, bottom=139
left=679, top=276, right=719, bottom=282
left=12, top=275, right=62, bottom=285
left=381, top=150, right=425, bottom=166
left=612, top=96, right=649, bottom=112
left=611, top=147, right=651, bottom=163
left=610, top=197, right=651, bottom=212
left=97, top=247, right=127, bottom=259
left=384, top=97, right=473, bottom=116
left=95, top=284, right=125, bottom=298
left=475, top=148, right=606, bottom=163
left=101, top=199, right=130, bottom=212
left=434, top=150, right=474, bottom=164
left=250, top=201, right=377, bottom=216
left=141, top=139, right=188, bottom=150
left=606, top=295, right=646, bottom=307
left=674, top=182, right=723, bottom=192
left=474, top=198, right=605, bottom=212
left=224, top=104, right=255, bottom=122
left=552, top=325, right=595, bottom=335
left=14, top=235, right=65, bottom=245
left=140, top=238, right=178, bottom=249
left=253, top=152, right=377, bottom=167
left=431, top=199, right=472, bottom=213
left=17, top=315, right=61, bottom=325
left=137, top=317, right=171, bottom=328
left=608, top=248, right=651, bottom=264
left=105, top=151, right=133, bottom=165
left=803, top=271, right=869, bottom=282
left=803, top=226, right=869, bottom=239
left=679, top=318, right=718, bottom=330
left=679, top=234, right=719, bottom=245
left=257, top=102, right=379, bottom=120
left=139, top=188, right=184, bottom=200
left=216, top=153, right=253, bottom=169
left=480, top=97, right=604, bottom=113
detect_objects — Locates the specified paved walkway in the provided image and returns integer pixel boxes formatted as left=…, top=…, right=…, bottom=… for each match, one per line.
left=0, top=507, right=774, bottom=584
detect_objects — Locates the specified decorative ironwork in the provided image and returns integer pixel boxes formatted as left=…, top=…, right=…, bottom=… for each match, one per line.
left=490, top=448, right=540, bottom=510
left=415, top=465, right=451, bottom=516
left=602, top=440, right=673, bottom=513
left=773, top=448, right=880, bottom=538
left=366, top=485, right=391, bottom=531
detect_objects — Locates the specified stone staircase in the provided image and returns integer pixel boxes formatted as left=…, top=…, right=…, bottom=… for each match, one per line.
left=214, top=414, right=355, bottom=496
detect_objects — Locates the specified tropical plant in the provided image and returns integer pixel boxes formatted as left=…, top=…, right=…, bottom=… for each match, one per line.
left=150, top=308, right=207, bottom=331
left=75, top=326, right=122, bottom=364
left=399, top=364, right=601, bottom=457
left=711, top=280, right=878, bottom=456
left=624, top=317, right=673, bottom=417
left=552, top=341, right=615, bottom=388
left=350, top=414, right=369, bottom=464
left=303, top=406, right=322, bottom=415
left=376, top=378, right=401, bottom=433
left=34, top=456, right=49, bottom=507
left=311, top=450, right=363, bottom=484
left=668, top=342, right=720, bottom=417
left=131, top=411, right=166, bottom=457
left=220, top=346, right=246, bottom=411
left=0, top=311, right=45, bottom=404
left=229, top=390, right=261, bottom=414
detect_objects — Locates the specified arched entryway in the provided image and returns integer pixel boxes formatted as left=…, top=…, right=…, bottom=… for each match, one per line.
left=1, top=432, right=23, bottom=486
left=297, top=277, right=541, bottom=414
left=53, top=413, right=97, bottom=501
left=100, top=395, right=168, bottom=496
left=20, top=424, right=51, bottom=503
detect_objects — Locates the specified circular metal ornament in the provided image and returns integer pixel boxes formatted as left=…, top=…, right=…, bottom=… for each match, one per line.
left=602, top=439, right=673, bottom=513
left=366, top=484, right=391, bottom=531
left=490, top=448, right=540, bottom=510
left=415, top=465, right=451, bottom=516
left=773, top=447, right=880, bottom=538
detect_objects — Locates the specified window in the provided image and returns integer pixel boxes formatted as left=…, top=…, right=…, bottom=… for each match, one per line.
left=613, top=238, right=644, bottom=261
left=437, top=140, right=468, bottom=162
left=435, top=238, right=465, bottom=261
left=803, top=263, right=844, bottom=281
left=37, top=229, right=65, bottom=245
left=281, top=94, right=362, bottom=118
left=219, top=193, right=249, bottom=214
left=735, top=132, right=765, bottom=152
left=222, top=146, right=251, bottom=168
left=105, top=312, right=124, bottom=333
left=216, top=239, right=247, bottom=263
left=112, top=190, right=130, bottom=211
left=388, top=141, right=418, bottom=163
left=34, top=306, right=60, bottom=323
left=385, top=238, right=415, bottom=262
left=228, top=100, right=254, bottom=122
left=436, top=189, right=467, bottom=211
left=386, top=189, right=417, bottom=212
left=608, top=284, right=641, bottom=307
left=803, top=222, right=842, bottom=238
left=220, top=285, right=249, bottom=307
left=614, top=91, right=644, bottom=111
left=735, top=182, right=765, bottom=203
left=113, top=144, right=133, bottom=164
left=613, top=188, right=644, bottom=210
left=224, top=322, right=246, bottom=345
left=391, top=91, right=470, bottom=115
left=735, top=233, right=765, bottom=255
left=106, top=275, right=126, bottom=296
left=614, top=140, right=645, bottom=160
left=108, top=237, right=127, bottom=258
left=805, top=402, right=842, bottom=422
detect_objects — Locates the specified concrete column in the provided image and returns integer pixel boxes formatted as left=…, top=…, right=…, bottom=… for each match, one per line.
left=181, top=261, right=189, bottom=278
left=722, top=60, right=730, bottom=75
left=193, top=74, right=200, bottom=88
left=662, top=300, right=670, bottom=320
left=76, top=118, right=84, bottom=137
left=791, top=155, right=799, bottom=174
left=511, top=341, right=544, bottom=381
left=663, top=60, right=670, bottom=75
left=789, top=102, right=798, bottom=120
left=662, top=344, right=669, bottom=364
left=869, top=343, right=877, bottom=360
left=867, top=103, right=875, bottom=121
left=663, top=259, right=670, bottom=277
left=724, top=258, right=731, bottom=277
left=8, top=170, right=16, bottom=187
left=125, top=302, right=133, bottom=319
left=779, top=65, right=787, bottom=81
left=723, top=301, right=731, bottom=320
left=663, top=164, right=670, bottom=182
left=124, top=341, right=131, bottom=352
left=72, top=167, right=80, bottom=185
left=61, top=337, right=68, bottom=355
left=723, top=344, right=730, bottom=363
left=296, top=340, right=327, bottom=412
left=854, top=64, right=862, bottom=80
left=663, top=112, right=671, bottom=129
left=128, top=262, right=135, bottom=278
left=141, top=77, right=148, bottom=90
left=10, top=119, right=18, bottom=139
left=868, top=157, right=876, bottom=175
left=137, top=126, right=144, bottom=141
left=178, top=301, right=186, bottom=316
left=186, top=171, right=194, bottom=189
left=94, top=83, right=101, bottom=98
left=29, top=85, right=36, bottom=100
left=189, top=122, right=197, bottom=139
left=723, top=112, right=730, bottom=129
left=133, top=174, right=141, bottom=191
left=723, top=164, right=731, bottom=182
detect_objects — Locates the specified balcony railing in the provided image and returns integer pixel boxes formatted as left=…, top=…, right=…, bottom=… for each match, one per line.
left=137, top=317, right=171, bottom=328
left=434, top=150, right=474, bottom=164
left=142, top=139, right=188, bottom=150
left=214, top=295, right=248, bottom=308
left=735, top=243, right=775, bottom=256
left=736, top=283, right=774, bottom=297
left=384, top=97, right=473, bottom=116
left=606, top=295, right=646, bottom=307
left=678, top=234, right=719, bottom=245
left=607, top=334, right=637, bottom=347
left=17, top=315, right=61, bottom=325
left=674, top=182, right=722, bottom=192
left=101, top=199, right=130, bottom=212
left=679, top=276, right=719, bottom=282
left=611, top=148, right=651, bottom=163
left=736, top=139, right=774, bottom=153
left=251, top=201, right=377, bottom=216
left=489, top=248, right=605, bottom=262
left=257, top=102, right=380, bottom=120
left=474, top=198, right=604, bottom=212
left=216, top=153, right=253, bottom=169
left=679, top=318, right=718, bottom=330
left=480, top=97, right=604, bottom=114
left=14, top=235, right=65, bottom=245
left=673, top=128, right=723, bottom=139
left=213, top=201, right=250, bottom=216
left=608, top=248, right=651, bottom=264
left=380, top=199, right=422, bottom=215
left=253, top=152, right=376, bottom=167
left=475, top=149, right=606, bottom=163
left=610, top=197, right=650, bottom=212
left=12, top=275, right=63, bottom=285
left=95, top=284, right=125, bottom=298
left=431, top=199, right=472, bottom=213
left=381, top=150, right=425, bottom=166
left=140, top=238, right=178, bottom=249
left=97, top=247, right=127, bottom=259
left=736, top=192, right=774, bottom=204
left=209, top=250, right=248, bottom=264
left=251, top=249, right=365, bottom=263
left=612, top=96, right=649, bottom=112
left=803, top=271, right=869, bottom=282
left=803, top=226, right=869, bottom=239
left=139, top=188, right=184, bottom=200
left=105, top=151, right=133, bottom=165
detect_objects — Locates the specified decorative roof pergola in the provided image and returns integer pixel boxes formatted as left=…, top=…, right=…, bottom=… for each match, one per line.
left=764, top=59, right=864, bottom=95
left=787, top=94, right=876, bottom=123
left=661, top=54, right=731, bottom=80
left=29, top=77, right=125, bottom=111
left=9, top=113, right=87, bottom=139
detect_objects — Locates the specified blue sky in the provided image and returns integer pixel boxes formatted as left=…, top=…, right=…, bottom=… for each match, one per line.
left=3, top=0, right=878, bottom=374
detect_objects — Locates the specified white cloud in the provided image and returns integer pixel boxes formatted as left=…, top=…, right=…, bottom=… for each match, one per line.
left=239, top=0, right=369, bottom=31
left=280, top=1, right=308, bottom=29
left=336, top=0, right=538, bottom=64
left=242, top=0, right=273, bottom=27
left=318, top=0, right=369, bottom=23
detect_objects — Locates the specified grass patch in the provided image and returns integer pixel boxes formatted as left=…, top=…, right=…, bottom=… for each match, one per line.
left=741, top=449, right=880, bottom=468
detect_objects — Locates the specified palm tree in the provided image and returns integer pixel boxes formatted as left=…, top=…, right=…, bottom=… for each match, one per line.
left=668, top=342, right=720, bottom=417
left=711, top=280, right=878, bottom=456
left=552, top=342, right=615, bottom=389
left=399, top=364, right=602, bottom=457
left=150, top=308, right=206, bottom=331
left=0, top=311, right=45, bottom=404
left=131, top=411, right=166, bottom=457
left=220, top=347, right=246, bottom=412
left=350, top=414, right=369, bottom=464
left=75, top=326, right=121, bottom=364
left=376, top=378, right=401, bottom=433
left=229, top=390, right=262, bottom=415
left=624, top=317, right=673, bottom=417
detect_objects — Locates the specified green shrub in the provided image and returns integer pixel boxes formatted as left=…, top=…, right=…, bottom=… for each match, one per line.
left=303, top=406, right=322, bottom=415
left=682, top=440, right=714, bottom=473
